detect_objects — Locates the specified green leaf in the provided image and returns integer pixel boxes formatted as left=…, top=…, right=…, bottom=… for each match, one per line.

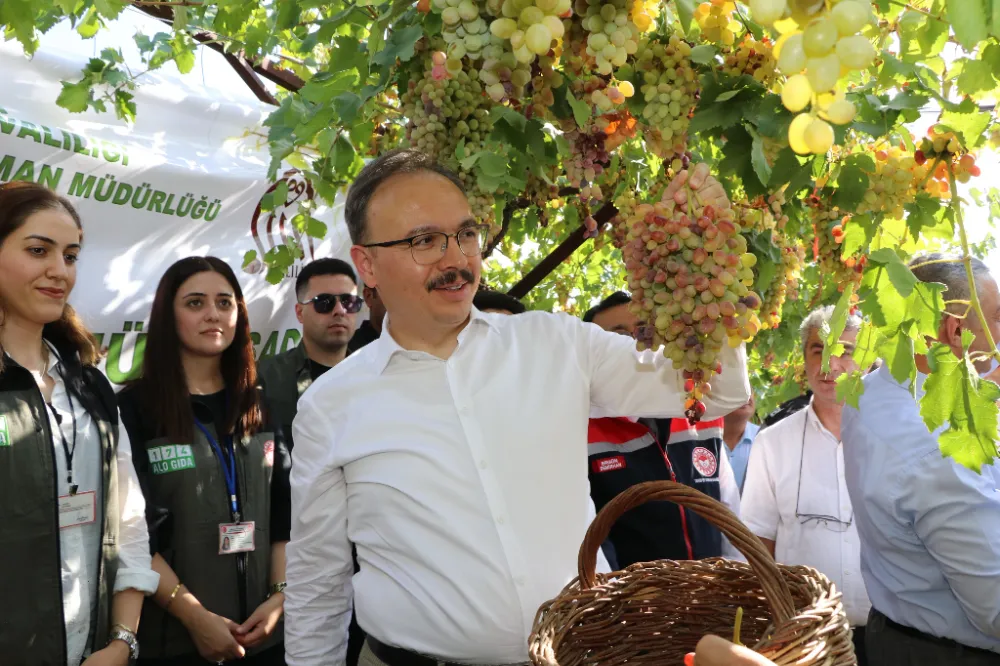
left=332, top=134, right=357, bottom=174
left=242, top=250, right=258, bottom=268
left=77, top=7, right=101, bottom=38
left=478, top=151, right=508, bottom=179
left=956, top=58, right=997, bottom=96
left=832, top=164, right=868, bottom=210
left=113, top=90, right=136, bottom=121
left=869, top=247, right=919, bottom=297
left=922, top=339, right=1000, bottom=472
left=748, top=126, right=771, bottom=186
left=675, top=0, right=695, bottom=34
left=272, top=181, right=290, bottom=210
left=946, top=0, right=990, bottom=50
left=905, top=193, right=943, bottom=238
left=938, top=107, right=993, bottom=149
left=689, top=44, right=718, bottom=65
left=306, top=217, right=328, bottom=238
left=886, top=90, right=929, bottom=110
left=372, top=24, right=423, bottom=67
left=93, top=0, right=126, bottom=19
left=840, top=217, right=870, bottom=257
left=822, top=282, right=855, bottom=373
left=56, top=80, right=92, bottom=112
left=566, top=90, right=592, bottom=128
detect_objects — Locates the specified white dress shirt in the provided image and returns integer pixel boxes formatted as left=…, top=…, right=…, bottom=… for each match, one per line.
left=45, top=345, right=159, bottom=665
left=286, top=308, right=750, bottom=665
left=843, top=366, right=1000, bottom=651
left=740, top=400, right=871, bottom=626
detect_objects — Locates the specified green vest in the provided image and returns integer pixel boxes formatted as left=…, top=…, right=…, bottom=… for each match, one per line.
left=0, top=345, right=121, bottom=666
left=134, top=418, right=279, bottom=659
left=258, top=344, right=311, bottom=447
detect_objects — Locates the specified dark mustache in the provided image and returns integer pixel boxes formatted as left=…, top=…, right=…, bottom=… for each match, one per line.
left=427, top=269, right=475, bottom=292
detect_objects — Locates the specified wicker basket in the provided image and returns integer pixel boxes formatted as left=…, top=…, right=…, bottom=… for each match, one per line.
left=529, top=481, right=856, bottom=666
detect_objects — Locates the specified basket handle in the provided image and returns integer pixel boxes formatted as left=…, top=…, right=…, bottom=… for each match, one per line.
left=578, top=480, right=796, bottom=624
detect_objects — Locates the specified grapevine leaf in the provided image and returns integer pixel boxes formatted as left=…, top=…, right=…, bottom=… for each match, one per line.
left=905, top=193, right=943, bottom=238
left=938, top=107, right=992, bottom=149
left=868, top=248, right=918, bottom=297
left=879, top=331, right=917, bottom=386
left=748, top=126, right=771, bottom=186
left=822, top=282, right=855, bottom=373
left=478, top=152, right=508, bottom=179
left=956, top=58, right=997, bottom=96
left=886, top=90, right=929, bottom=110
left=332, top=134, right=357, bottom=175
left=272, top=182, right=290, bottom=209
left=689, top=45, right=718, bottom=65
left=56, top=80, right=93, bottom=113
left=832, top=164, right=868, bottom=210
left=371, top=25, right=423, bottom=67
left=840, top=216, right=871, bottom=257
left=242, top=250, right=258, bottom=268
left=550, top=81, right=574, bottom=120
left=922, top=336, right=1000, bottom=472
left=332, top=93, right=363, bottom=126
left=946, top=0, right=989, bottom=50
left=77, top=7, right=101, bottom=38
left=754, top=257, right=778, bottom=293
left=768, top=148, right=807, bottom=189
left=917, top=0, right=950, bottom=54
left=675, top=0, right=696, bottom=35
left=113, top=90, right=136, bottom=122
left=566, top=90, right=592, bottom=128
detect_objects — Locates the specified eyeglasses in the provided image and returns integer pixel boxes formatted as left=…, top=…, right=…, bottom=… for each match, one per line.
left=362, top=224, right=491, bottom=266
left=300, top=293, right=364, bottom=314
left=795, top=414, right=854, bottom=532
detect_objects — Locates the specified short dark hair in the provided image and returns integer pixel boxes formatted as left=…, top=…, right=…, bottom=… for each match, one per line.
left=345, top=149, right=466, bottom=244
left=583, top=291, right=631, bottom=323
left=296, top=257, right=357, bottom=301
left=473, top=289, right=527, bottom=315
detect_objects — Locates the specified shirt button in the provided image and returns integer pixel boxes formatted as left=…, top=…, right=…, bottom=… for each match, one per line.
left=496, top=515, right=505, bottom=525
left=479, top=459, right=488, bottom=469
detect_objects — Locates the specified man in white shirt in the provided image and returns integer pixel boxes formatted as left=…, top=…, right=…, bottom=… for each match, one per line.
left=741, top=305, right=871, bottom=665
left=284, top=150, right=751, bottom=666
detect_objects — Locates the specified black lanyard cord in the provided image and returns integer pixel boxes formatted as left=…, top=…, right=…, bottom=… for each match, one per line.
left=46, top=364, right=80, bottom=496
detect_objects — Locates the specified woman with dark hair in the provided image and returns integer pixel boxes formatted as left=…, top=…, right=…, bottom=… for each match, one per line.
left=0, top=181, right=159, bottom=666
left=118, top=256, right=291, bottom=665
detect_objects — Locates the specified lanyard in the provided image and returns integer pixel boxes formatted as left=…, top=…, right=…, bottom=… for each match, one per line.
left=46, top=391, right=79, bottom=495
left=46, top=360, right=80, bottom=496
left=195, top=421, right=240, bottom=521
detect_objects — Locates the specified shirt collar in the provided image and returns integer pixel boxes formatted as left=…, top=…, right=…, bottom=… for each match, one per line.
left=741, top=422, right=760, bottom=444
left=370, top=306, right=495, bottom=375
left=804, top=397, right=839, bottom=441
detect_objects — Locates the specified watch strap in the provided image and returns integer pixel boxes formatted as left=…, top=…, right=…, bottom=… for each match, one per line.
left=108, top=625, right=140, bottom=661
left=269, top=581, right=287, bottom=597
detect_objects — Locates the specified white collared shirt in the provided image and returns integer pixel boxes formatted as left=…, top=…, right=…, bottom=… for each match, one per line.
left=285, top=308, right=750, bottom=665
left=43, top=345, right=159, bottom=665
left=740, top=400, right=871, bottom=626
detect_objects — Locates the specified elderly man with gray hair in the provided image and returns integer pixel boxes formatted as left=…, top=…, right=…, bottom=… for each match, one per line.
left=843, top=252, right=1000, bottom=665
left=741, top=304, right=872, bottom=665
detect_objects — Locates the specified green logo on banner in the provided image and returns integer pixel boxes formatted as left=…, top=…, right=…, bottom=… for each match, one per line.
left=148, top=444, right=196, bottom=474
left=0, top=416, right=9, bottom=447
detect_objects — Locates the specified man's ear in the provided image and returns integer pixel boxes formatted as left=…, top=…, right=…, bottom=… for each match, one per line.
left=940, top=313, right=964, bottom=351
left=295, top=303, right=304, bottom=325
left=351, top=246, right=377, bottom=289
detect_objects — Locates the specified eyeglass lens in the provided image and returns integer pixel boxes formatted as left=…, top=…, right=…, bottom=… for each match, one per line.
left=313, top=294, right=363, bottom=314
left=411, top=226, right=487, bottom=265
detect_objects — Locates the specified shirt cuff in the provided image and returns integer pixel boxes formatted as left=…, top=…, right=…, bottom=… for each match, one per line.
left=113, top=567, right=161, bottom=596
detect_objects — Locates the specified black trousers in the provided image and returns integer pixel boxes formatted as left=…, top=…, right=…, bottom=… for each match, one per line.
left=138, top=642, right=286, bottom=665
left=867, top=609, right=1000, bottom=665
left=853, top=626, right=868, bottom=666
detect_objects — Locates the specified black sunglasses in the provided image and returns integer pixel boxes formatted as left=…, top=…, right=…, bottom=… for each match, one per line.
left=300, top=293, right=364, bottom=314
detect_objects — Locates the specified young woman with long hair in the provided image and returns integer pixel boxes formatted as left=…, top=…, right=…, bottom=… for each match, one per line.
left=0, top=181, right=159, bottom=666
left=118, top=256, right=291, bottom=665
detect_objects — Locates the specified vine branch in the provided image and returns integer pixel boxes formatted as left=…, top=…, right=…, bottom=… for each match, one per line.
left=947, top=162, right=999, bottom=362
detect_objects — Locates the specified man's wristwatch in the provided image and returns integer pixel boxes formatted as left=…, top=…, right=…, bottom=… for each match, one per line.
left=107, top=624, right=140, bottom=662
left=269, top=581, right=287, bottom=597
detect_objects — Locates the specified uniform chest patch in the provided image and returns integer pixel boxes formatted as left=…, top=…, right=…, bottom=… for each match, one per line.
left=263, top=440, right=275, bottom=467
left=148, top=444, right=197, bottom=474
left=692, top=446, right=718, bottom=477
left=592, top=455, right=626, bottom=473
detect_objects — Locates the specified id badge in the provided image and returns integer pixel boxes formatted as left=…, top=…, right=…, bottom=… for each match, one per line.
left=219, top=521, right=255, bottom=554
left=59, top=491, right=97, bottom=529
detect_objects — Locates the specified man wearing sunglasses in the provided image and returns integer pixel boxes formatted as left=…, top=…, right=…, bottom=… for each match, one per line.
left=284, top=150, right=751, bottom=666
left=741, top=305, right=871, bottom=664
left=259, top=257, right=364, bottom=446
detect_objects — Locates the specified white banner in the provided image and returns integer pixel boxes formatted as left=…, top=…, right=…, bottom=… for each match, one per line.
left=0, top=13, right=356, bottom=385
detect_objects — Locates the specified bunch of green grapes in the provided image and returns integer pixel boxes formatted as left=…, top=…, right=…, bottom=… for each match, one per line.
left=857, top=146, right=920, bottom=219
left=489, top=0, right=570, bottom=64
left=433, top=0, right=492, bottom=64
left=479, top=43, right=534, bottom=102
left=628, top=0, right=658, bottom=32
left=695, top=0, right=739, bottom=46
left=621, top=192, right=762, bottom=423
left=635, top=36, right=699, bottom=155
left=757, top=0, right=875, bottom=154
left=760, top=238, right=804, bottom=330
left=577, top=0, right=642, bottom=74
left=812, top=205, right=863, bottom=296
left=722, top=35, right=778, bottom=87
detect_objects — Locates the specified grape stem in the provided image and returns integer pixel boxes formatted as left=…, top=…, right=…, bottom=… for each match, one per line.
left=882, top=0, right=949, bottom=24
left=946, top=162, right=1000, bottom=362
